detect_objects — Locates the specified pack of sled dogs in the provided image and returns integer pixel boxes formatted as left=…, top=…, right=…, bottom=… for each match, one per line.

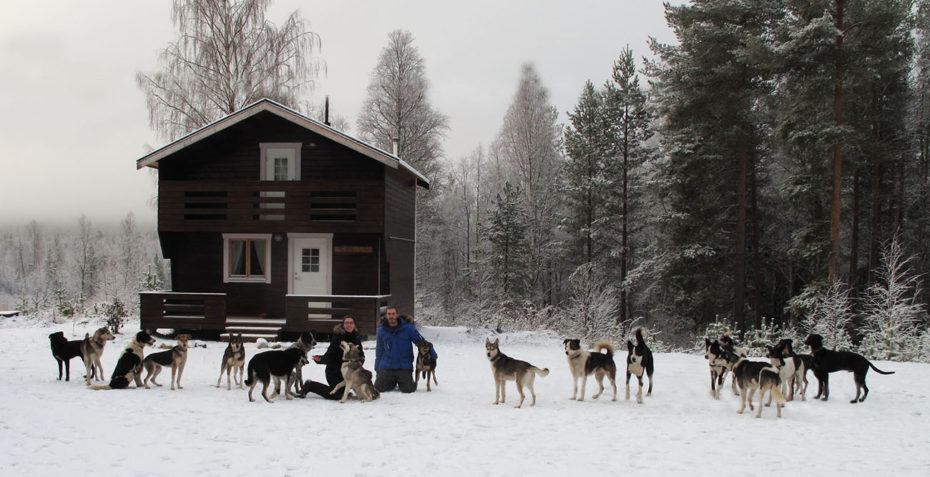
left=48, top=325, right=895, bottom=415
left=704, top=333, right=895, bottom=417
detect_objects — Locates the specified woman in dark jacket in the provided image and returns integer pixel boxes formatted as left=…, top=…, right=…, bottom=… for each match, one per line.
left=298, top=316, right=364, bottom=400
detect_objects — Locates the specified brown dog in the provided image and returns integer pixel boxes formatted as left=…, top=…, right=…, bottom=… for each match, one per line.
left=415, top=340, right=438, bottom=391
left=142, top=334, right=190, bottom=390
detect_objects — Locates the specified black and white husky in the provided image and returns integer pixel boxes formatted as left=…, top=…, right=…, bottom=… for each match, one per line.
left=704, top=338, right=734, bottom=399
left=767, top=339, right=807, bottom=401
left=563, top=339, right=617, bottom=401
left=89, top=330, right=156, bottom=390
left=625, top=328, right=654, bottom=403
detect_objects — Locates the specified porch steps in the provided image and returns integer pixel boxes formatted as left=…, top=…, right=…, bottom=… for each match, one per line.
left=221, top=317, right=286, bottom=342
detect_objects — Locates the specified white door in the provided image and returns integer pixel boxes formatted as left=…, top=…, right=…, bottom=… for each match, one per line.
left=291, top=236, right=332, bottom=317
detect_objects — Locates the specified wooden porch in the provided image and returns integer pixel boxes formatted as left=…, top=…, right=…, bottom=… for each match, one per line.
left=140, top=292, right=390, bottom=341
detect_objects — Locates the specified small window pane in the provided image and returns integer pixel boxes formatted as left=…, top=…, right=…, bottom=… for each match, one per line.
left=274, top=157, right=289, bottom=181
left=250, top=240, right=266, bottom=276
left=230, top=240, right=246, bottom=276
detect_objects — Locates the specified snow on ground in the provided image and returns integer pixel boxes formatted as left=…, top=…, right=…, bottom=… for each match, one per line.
left=2, top=318, right=929, bottom=476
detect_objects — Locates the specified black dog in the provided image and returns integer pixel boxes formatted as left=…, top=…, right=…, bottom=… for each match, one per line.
left=803, top=334, right=895, bottom=403
left=49, top=331, right=84, bottom=381
left=625, top=328, right=654, bottom=403
left=245, top=348, right=308, bottom=403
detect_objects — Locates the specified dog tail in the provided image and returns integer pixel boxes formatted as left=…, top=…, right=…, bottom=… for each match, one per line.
left=760, top=368, right=787, bottom=405
left=88, top=384, right=111, bottom=390
left=634, top=328, right=647, bottom=346
left=869, top=362, right=895, bottom=375
left=244, top=362, right=255, bottom=387
left=534, top=367, right=550, bottom=378
left=595, top=341, right=614, bottom=356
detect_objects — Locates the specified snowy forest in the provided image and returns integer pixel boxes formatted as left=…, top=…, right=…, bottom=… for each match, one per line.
left=2, top=0, right=930, bottom=361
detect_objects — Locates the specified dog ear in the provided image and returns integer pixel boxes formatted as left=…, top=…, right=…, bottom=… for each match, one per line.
left=493, top=339, right=500, bottom=346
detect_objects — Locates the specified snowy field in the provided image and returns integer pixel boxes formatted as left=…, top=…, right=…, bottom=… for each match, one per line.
left=2, top=318, right=929, bottom=476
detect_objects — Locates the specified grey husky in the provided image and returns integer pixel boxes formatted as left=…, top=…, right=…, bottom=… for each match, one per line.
left=485, top=338, right=550, bottom=408
left=81, top=327, right=116, bottom=385
left=217, top=333, right=246, bottom=390
left=330, top=342, right=379, bottom=403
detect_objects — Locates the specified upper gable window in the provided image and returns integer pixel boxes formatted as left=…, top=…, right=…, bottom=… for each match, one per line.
left=260, top=143, right=301, bottom=181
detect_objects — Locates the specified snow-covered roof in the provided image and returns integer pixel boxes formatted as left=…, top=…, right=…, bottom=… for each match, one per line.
left=135, top=98, right=429, bottom=187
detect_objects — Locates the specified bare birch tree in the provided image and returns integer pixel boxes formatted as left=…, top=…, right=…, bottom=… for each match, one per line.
left=137, top=0, right=322, bottom=141
left=356, top=30, right=448, bottom=180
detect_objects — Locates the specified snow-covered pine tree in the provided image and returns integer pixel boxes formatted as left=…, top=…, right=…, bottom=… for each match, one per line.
left=483, top=182, right=531, bottom=305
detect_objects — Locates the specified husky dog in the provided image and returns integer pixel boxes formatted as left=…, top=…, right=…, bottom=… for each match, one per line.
left=563, top=339, right=617, bottom=401
left=767, top=339, right=807, bottom=401
left=625, top=328, right=654, bottom=403
left=729, top=356, right=787, bottom=418
left=804, top=333, right=895, bottom=403
left=49, top=331, right=84, bottom=381
left=415, top=340, right=438, bottom=391
left=330, top=342, right=379, bottom=402
left=81, top=327, right=116, bottom=385
left=143, top=334, right=190, bottom=390
left=485, top=338, right=549, bottom=408
left=284, top=332, right=316, bottom=396
left=704, top=338, right=733, bottom=399
left=217, top=333, right=246, bottom=390
left=90, top=330, right=156, bottom=390
left=245, top=348, right=308, bottom=403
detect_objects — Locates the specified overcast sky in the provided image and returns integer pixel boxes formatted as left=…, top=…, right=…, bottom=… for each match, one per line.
left=0, top=0, right=678, bottom=228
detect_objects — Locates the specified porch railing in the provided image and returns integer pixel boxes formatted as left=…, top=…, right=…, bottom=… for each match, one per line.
left=285, top=294, right=391, bottom=336
left=139, top=292, right=227, bottom=331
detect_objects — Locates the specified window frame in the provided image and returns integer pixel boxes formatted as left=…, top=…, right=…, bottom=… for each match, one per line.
left=222, top=233, right=272, bottom=284
left=259, top=142, right=302, bottom=181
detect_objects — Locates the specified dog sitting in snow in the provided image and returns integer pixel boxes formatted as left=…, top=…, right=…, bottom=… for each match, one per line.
left=330, top=342, right=379, bottom=402
left=90, top=330, right=156, bottom=390
left=563, top=338, right=617, bottom=401
left=625, top=328, right=654, bottom=403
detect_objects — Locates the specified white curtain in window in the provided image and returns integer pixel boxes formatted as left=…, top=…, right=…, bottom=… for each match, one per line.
left=230, top=240, right=246, bottom=276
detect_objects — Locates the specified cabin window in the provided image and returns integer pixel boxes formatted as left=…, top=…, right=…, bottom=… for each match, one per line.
left=260, top=143, right=301, bottom=181
left=222, top=234, right=272, bottom=283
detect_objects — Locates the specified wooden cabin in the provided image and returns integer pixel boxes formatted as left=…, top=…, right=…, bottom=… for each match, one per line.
left=136, top=99, right=428, bottom=340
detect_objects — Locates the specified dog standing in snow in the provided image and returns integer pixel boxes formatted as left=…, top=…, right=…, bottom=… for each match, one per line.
left=564, top=338, right=617, bottom=401
left=625, top=328, right=654, bottom=403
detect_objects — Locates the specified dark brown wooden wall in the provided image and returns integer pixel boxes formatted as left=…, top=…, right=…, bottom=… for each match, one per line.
left=158, top=112, right=382, bottom=182
left=384, top=167, right=417, bottom=317
left=161, top=232, right=289, bottom=317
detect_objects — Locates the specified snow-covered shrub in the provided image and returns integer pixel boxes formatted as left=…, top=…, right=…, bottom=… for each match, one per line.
left=697, top=315, right=741, bottom=351
left=100, top=297, right=128, bottom=334
left=858, top=235, right=927, bottom=361
left=788, top=281, right=854, bottom=351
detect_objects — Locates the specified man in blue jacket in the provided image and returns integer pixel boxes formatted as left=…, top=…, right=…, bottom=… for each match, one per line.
left=374, top=307, right=437, bottom=393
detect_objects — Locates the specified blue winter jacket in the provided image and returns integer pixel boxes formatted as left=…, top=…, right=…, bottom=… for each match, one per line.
left=375, top=317, right=437, bottom=371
